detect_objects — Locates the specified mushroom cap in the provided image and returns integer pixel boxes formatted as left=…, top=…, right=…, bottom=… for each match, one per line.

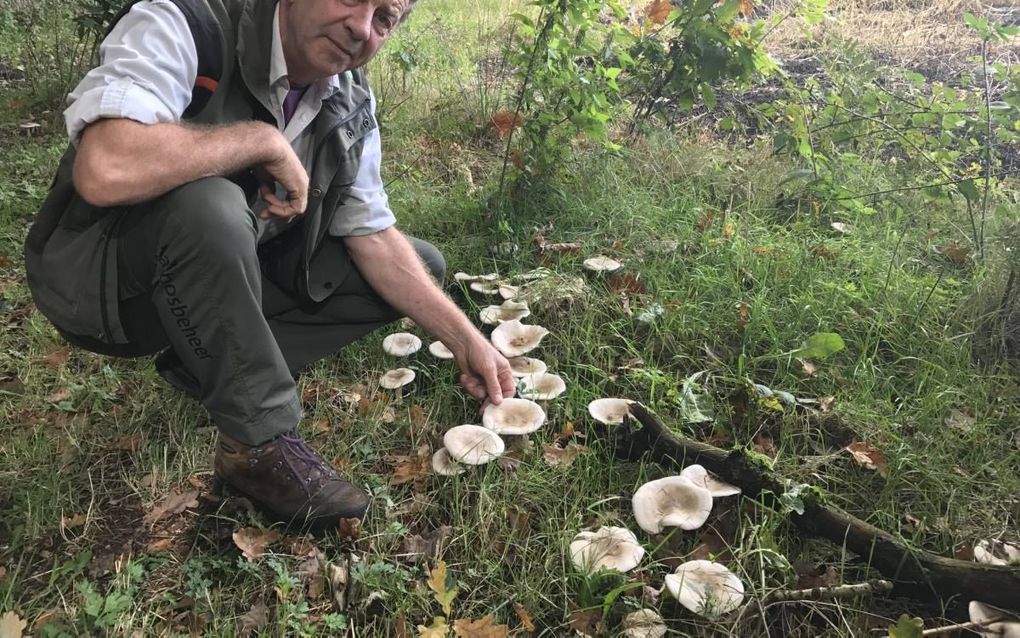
left=479, top=300, right=531, bottom=325
left=454, top=272, right=499, bottom=283
left=490, top=319, right=550, bottom=357
left=519, top=372, right=566, bottom=401
left=443, top=425, right=505, bottom=465
left=974, top=539, right=1020, bottom=566
left=431, top=448, right=466, bottom=476
left=470, top=281, right=502, bottom=295
left=968, top=601, right=1020, bottom=638
left=664, top=560, right=745, bottom=618
left=482, top=398, right=546, bottom=435
left=379, top=368, right=416, bottom=389
left=428, top=340, right=455, bottom=359
left=382, top=332, right=422, bottom=356
left=583, top=255, right=623, bottom=272
left=587, top=398, right=632, bottom=425
left=632, top=476, right=713, bottom=533
left=508, top=356, right=547, bottom=378
left=569, top=526, right=645, bottom=573
left=499, top=284, right=520, bottom=299
left=681, top=464, right=741, bottom=498
left=621, top=609, right=667, bottom=638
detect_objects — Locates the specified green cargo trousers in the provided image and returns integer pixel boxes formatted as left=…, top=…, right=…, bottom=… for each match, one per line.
left=105, top=177, right=444, bottom=445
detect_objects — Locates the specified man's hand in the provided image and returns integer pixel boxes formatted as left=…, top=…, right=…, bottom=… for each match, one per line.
left=455, top=338, right=516, bottom=408
left=256, top=137, right=309, bottom=220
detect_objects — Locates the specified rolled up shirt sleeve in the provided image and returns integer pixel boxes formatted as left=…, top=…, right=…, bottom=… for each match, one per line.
left=64, top=0, right=197, bottom=145
left=329, top=95, right=397, bottom=237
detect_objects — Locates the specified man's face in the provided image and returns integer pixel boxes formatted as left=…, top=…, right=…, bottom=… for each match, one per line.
left=281, top=0, right=410, bottom=84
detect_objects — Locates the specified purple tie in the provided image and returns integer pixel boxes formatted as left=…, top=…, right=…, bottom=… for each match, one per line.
left=282, top=85, right=308, bottom=125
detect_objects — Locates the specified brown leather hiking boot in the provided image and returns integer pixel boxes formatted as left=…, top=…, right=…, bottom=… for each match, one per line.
left=214, top=431, right=369, bottom=527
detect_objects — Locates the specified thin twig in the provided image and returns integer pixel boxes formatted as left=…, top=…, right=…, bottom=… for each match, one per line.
left=919, top=615, right=1009, bottom=636
left=828, top=171, right=1018, bottom=201
left=979, top=38, right=994, bottom=261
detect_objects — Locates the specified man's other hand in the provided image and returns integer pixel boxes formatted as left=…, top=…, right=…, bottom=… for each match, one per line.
left=256, top=136, right=309, bottom=220
left=456, top=339, right=516, bottom=408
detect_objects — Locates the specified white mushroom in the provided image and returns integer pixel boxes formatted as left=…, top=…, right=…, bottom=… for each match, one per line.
left=479, top=300, right=531, bottom=325
left=470, top=281, right=502, bottom=295
left=499, top=284, right=520, bottom=299
left=482, top=398, right=546, bottom=435
left=490, top=319, right=549, bottom=357
left=382, top=332, right=422, bottom=356
left=632, top=476, right=713, bottom=533
left=680, top=464, right=741, bottom=498
left=569, top=526, right=645, bottom=573
left=454, top=272, right=499, bottom=283
left=508, top=356, right=547, bottom=378
left=587, top=398, right=632, bottom=425
left=974, top=539, right=1020, bottom=566
left=428, top=340, right=455, bottom=360
left=431, top=448, right=465, bottom=476
left=621, top=609, right=667, bottom=638
left=969, top=601, right=1020, bottom=637
left=664, top=560, right=745, bottom=618
left=519, top=372, right=566, bottom=401
left=583, top=255, right=623, bottom=272
left=515, top=267, right=553, bottom=281
left=379, top=368, right=416, bottom=390
left=443, top=425, right=505, bottom=465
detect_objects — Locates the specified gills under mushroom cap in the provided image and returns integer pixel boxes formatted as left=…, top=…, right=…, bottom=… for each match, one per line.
left=680, top=464, right=741, bottom=498
left=569, top=526, right=645, bottom=573
left=490, top=319, right=550, bottom=357
left=382, top=332, right=422, bottom=356
left=379, top=368, right=415, bottom=390
left=443, top=425, right=505, bottom=465
left=621, top=609, right=667, bottom=638
left=479, top=300, right=531, bottom=325
left=632, top=476, right=713, bottom=533
left=968, top=601, right=1020, bottom=638
left=431, top=448, right=465, bottom=476
left=508, top=356, right=547, bottom=378
left=588, top=398, right=633, bottom=425
left=454, top=272, right=499, bottom=283
left=482, top=398, right=546, bottom=435
left=665, top=560, right=745, bottom=618
left=519, top=372, right=566, bottom=401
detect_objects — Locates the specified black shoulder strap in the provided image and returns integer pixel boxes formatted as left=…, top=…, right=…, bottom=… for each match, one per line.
left=105, top=0, right=223, bottom=118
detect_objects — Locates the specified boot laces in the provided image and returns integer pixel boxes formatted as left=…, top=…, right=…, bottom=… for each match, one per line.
left=278, top=431, right=331, bottom=496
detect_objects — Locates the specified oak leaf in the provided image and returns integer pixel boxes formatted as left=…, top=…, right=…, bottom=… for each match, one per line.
left=489, top=111, right=523, bottom=138
left=427, top=561, right=458, bottom=616
left=391, top=455, right=431, bottom=485
left=845, top=441, right=887, bottom=477
left=418, top=616, right=450, bottom=638
left=232, top=527, right=281, bottom=561
left=645, top=0, right=671, bottom=25
left=0, top=611, right=26, bottom=638
left=513, top=602, right=536, bottom=632
left=542, top=442, right=585, bottom=467
left=453, top=615, right=509, bottom=637
left=143, top=489, right=200, bottom=526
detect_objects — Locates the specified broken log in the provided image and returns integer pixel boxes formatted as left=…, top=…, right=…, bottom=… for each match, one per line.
left=603, top=403, right=1020, bottom=610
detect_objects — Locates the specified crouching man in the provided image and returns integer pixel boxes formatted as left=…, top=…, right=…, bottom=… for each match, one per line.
left=23, top=0, right=514, bottom=527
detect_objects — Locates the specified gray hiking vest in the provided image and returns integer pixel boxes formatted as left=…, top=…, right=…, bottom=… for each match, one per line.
left=23, top=0, right=376, bottom=348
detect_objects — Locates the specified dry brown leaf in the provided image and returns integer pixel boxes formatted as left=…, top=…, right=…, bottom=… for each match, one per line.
left=751, top=433, right=776, bottom=459
left=513, top=602, right=536, bottom=632
left=902, top=513, right=923, bottom=532
left=46, top=387, right=72, bottom=404
left=809, top=243, right=837, bottom=261
left=143, top=489, right=200, bottom=526
left=696, top=210, right=716, bottom=231
left=42, top=347, right=72, bottom=368
left=937, top=242, right=970, bottom=267
left=568, top=609, right=604, bottom=636
left=427, top=561, right=458, bottom=616
left=310, top=417, right=330, bottom=435
left=453, top=615, right=509, bottom=637
left=795, top=561, right=837, bottom=589
left=735, top=302, right=750, bottom=332
left=489, top=110, right=523, bottom=138
left=338, top=517, right=362, bottom=541
left=147, top=537, right=173, bottom=552
left=818, top=396, right=835, bottom=413
left=739, top=0, right=754, bottom=16
left=31, top=609, right=63, bottom=633
left=399, top=526, right=453, bottom=561
left=0, top=611, right=27, bottom=638
left=391, top=455, right=431, bottom=485
left=690, top=526, right=732, bottom=562
left=507, top=507, right=532, bottom=540
left=845, top=441, right=888, bottom=477
left=238, top=598, right=268, bottom=637
left=409, top=404, right=429, bottom=430
left=60, top=513, right=87, bottom=532
left=542, top=442, right=585, bottom=467
left=608, top=272, right=646, bottom=295
left=534, top=235, right=581, bottom=255
left=232, top=527, right=281, bottom=561
left=111, top=433, right=143, bottom=453
left=722, top=222, right=735, bottom=239
left=645, top=0, right=672, bottom=25
left=395, top=613, right=413, bottom=638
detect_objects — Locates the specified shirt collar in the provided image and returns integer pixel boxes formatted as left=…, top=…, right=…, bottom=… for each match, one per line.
left=271, top=3, right=342, bottom=99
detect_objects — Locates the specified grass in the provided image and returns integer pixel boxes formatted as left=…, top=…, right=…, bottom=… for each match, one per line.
left=1, top=0, right=1019, bottom=636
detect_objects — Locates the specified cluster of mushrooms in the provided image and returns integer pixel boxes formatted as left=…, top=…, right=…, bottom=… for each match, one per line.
left=374, top=267, right=1019, bottom=634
